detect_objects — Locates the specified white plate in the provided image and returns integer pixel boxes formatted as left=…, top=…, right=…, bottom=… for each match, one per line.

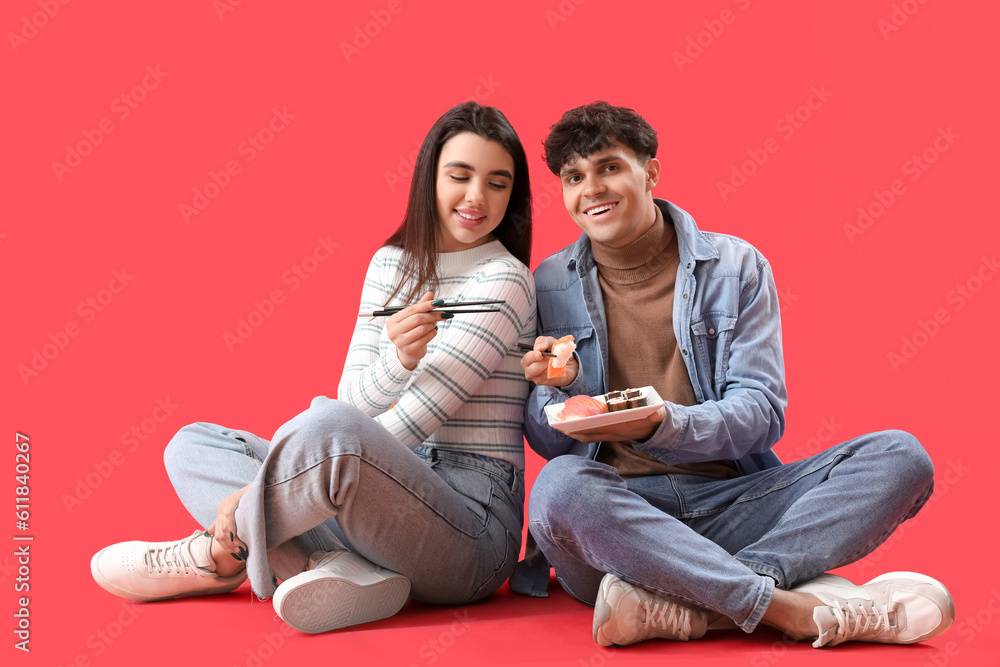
left=544, top=387, right=663, bottom=434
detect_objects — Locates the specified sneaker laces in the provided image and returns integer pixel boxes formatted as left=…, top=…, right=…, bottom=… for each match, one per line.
left=641, top=597, right=693, bottom=640
left=145, top=533, right=209, bottom=576
left=827, top=599, right=897, bottom=645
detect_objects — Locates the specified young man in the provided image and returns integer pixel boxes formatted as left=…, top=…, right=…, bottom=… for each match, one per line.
left=512, top=101, right=954, bottom=649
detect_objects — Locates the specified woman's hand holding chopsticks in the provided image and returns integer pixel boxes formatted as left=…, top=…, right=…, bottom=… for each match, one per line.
left=386, top=291, right=451, bottom=371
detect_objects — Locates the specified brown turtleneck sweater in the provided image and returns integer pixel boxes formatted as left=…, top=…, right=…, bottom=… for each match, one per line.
left=592, top=204, right=739, bottom=479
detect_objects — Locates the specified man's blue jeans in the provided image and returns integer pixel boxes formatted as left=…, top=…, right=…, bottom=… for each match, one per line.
left=163, top=396, right=524, bottom=601
left=528, top=430, right=934, bottom=632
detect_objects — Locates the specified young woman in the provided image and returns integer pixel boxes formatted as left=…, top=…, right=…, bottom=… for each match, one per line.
left=90, top=102, right=536, bottom=634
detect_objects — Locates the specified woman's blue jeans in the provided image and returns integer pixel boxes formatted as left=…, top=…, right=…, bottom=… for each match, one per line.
left=163, top=396, right=524, bottom=602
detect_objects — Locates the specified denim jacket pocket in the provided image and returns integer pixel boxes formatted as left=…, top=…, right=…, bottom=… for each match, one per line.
left=690, top=312, right=737, bottom=391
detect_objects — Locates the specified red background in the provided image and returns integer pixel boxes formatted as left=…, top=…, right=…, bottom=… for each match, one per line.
left=4, top=1, right=999, bottom=665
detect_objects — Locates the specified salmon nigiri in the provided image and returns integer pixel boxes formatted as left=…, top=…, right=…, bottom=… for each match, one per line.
left=557, top=394, right=608, bottom=421
left=547, top=335, right=576, bottom=379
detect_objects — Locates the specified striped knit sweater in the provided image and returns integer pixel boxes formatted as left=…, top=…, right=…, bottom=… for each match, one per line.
left=338, top=240, right=536, bottom=469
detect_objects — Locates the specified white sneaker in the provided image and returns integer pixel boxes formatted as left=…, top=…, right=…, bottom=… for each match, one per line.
left=91, top=530, right=247, bottom=601
left=593, top=573, right=710, bottom=646
left=272, top=550, right=410, bottom=634
left=793, top=571, right=955, bottom=647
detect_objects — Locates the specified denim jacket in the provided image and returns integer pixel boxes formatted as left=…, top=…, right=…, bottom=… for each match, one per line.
left=523, top=199, right=785, bottom=475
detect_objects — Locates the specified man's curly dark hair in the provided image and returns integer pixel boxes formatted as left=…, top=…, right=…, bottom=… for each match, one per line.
left=543, top=101, right=658, bottom=175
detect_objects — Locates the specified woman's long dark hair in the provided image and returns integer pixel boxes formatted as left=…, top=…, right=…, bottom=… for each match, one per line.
left=383, top=102, right=532, bottom=304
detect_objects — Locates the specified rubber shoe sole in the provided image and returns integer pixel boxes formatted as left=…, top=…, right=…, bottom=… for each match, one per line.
left=273, top=570, right=410, bottom=634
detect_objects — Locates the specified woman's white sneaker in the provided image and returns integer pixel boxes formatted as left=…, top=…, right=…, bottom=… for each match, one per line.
left=90, top=530, right=247, bottom=601
left=272, top=550, right=410, bottom=634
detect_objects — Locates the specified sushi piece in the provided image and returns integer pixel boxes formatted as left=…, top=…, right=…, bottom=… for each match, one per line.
left=605, top=391, right=628, bottom=412
left=603, top=388, right=648, bottom=411
left=547, top=335, right=576, bottom=379
left=624, top=388, right=647, bottom=409
left=557, top=394, right=608, bottom=421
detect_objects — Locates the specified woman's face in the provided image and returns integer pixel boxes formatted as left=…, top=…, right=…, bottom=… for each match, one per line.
left=435, top=132, right=515, bottom=252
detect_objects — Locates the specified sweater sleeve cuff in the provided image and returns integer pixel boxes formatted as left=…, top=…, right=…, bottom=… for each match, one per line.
left=381, top=349, right=413, bottom=383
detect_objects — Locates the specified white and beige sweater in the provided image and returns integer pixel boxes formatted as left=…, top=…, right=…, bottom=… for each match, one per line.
left=338, top=240, right=536, bottom=469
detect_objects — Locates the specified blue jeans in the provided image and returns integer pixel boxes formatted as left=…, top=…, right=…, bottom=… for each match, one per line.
left=528, top=430, right=934, bottom=632
left=163, top=396, right=524, bottom=602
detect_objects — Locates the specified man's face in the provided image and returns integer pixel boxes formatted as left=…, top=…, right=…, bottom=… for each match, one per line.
left=558, top=142, right=660, bottom=248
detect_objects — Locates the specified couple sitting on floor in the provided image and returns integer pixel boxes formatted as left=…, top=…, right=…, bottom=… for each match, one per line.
left=91, top=101, right=954, bottom=649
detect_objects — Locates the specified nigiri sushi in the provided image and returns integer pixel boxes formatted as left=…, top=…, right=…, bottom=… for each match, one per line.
left=547, top=335, right=576, bottom=379
left=557, top=394, right=608, bottom=421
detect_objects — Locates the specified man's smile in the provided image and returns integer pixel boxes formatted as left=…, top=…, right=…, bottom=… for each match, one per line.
left=584, top=202, right=618, bottom=217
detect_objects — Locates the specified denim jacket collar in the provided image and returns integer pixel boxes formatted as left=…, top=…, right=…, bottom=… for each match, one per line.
left=564, top=199, right=719, bottom=275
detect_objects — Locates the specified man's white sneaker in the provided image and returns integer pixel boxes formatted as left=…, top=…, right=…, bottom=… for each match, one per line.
left=272, top=550, right=410, bottom=634
left=793, top=571, right=955, bottom=647
left=593, top=573, right=710, bottom=646
left=91, top=530, right=247, bottom=601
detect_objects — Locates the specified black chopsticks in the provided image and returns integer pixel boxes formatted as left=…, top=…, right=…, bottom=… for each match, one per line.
left=359, top=300, right=506, bottom=318
left=517, top=343, right=556, bottom=358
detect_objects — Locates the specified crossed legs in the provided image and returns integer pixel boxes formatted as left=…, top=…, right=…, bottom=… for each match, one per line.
left=528, top=430, right=941, bottom=642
